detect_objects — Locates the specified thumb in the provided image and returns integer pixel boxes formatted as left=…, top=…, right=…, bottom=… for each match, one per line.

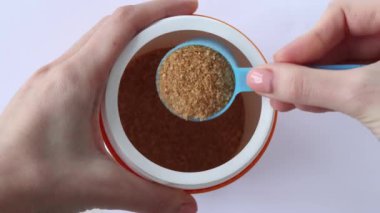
left=246, top=63, right=373, bottom=114
left=81, top=159, right=197, bottom=213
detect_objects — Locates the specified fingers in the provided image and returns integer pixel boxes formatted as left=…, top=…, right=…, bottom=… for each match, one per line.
left=315, top=33, right=380, bottom=64
left=246, top=63, right=371, bottom=113
left=274, top=3, right=347, bottom=64
left=274, top=0, right=380, bottom=65
left=294, top=104, right=330, bottom=113
left=341, top=0, right=380, bottom=36
left=81, top=159, right=197, bottom=213
left=270, top=99, right=330, bottom=113
left=53, top=16, right=110, bottom=65
left=270, top=99, right=295, bottom=112
left=72, top=0, right=198, bottom=76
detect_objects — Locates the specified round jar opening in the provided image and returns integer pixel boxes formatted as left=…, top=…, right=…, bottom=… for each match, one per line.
left=117, top=30, right=262, bottom=172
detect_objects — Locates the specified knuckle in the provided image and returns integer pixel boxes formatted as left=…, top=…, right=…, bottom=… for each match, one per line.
left=113, top=5, right=136, bottom=22
left=342, top=71, right=371, bottom=113
left=58, top=62, right=98, bottom=90
left=30, top=64, right=52, bottom=81
left=286, top=71, right=309, bottom=102
left=56, top=61, right=78, bottom=77
left=54, top=63, right=84, bottom=91
left=34, top=63, right=80, bottom=99
left=110, top=5, right=138, bottom=45
left=53, top=63, right=97, bottom=109
left=311, top=30, right=328, bottom=50
left=21, top=61, right=95, bottom=114
left=23, top=64, right=54, bottom=91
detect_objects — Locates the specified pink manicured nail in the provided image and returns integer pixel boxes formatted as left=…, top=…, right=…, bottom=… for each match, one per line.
left=246, top=68, right=273, bottom=93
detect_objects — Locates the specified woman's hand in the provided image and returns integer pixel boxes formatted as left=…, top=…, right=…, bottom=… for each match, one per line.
left=247, top=0, right=380, bottom=139
left=0, top=0, right=198, bottom=212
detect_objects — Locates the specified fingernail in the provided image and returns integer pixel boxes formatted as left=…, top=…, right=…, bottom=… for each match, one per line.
left=179, top=203, right=197, bottom=213
left=246, top=68, right=273, bottom=93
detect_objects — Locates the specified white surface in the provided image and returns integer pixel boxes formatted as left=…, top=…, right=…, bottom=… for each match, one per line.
left=103, top=15, right=274, bottom=190
left=1, top=1, right=379, bottom=213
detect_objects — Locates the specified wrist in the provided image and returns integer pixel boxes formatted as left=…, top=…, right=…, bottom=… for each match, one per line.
left=0, top=154, right=42, bottom=211
left=0, top=124, right=89, bottom=212
left=0, top=152, right=91, bottom=212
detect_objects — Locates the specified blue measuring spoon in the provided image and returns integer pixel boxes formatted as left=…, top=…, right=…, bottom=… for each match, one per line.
left=156, top=38, right=362, bottom=122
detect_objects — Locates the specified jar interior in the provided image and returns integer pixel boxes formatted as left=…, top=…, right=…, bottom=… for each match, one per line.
left=117, top=30, right=262, bottom=172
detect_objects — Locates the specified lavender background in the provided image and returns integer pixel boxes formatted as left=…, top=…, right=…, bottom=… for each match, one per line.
left=1, top=0, right=379, bottom=212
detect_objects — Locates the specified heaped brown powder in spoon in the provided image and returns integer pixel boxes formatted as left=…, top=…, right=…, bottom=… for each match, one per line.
left=118, top=48, right=245, bottom=172
left=158, top=45, right=235, bottom=120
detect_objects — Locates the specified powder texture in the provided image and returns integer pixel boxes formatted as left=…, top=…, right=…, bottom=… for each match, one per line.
left=158, top=45, right=235, bottom=120
left=118, top=48, right=245, bottom=172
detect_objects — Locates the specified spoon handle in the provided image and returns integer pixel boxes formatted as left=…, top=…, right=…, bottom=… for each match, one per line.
left=235, top=67, right=253, bottom=93
left=311, top=64, right=363, bottom=70
left=236, top=64, right=364, bottom=94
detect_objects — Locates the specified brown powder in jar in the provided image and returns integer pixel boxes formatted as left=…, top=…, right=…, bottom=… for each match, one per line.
left=118, top=48, right=245, bottom=172
left=158, top=45, right=235, bottom=120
